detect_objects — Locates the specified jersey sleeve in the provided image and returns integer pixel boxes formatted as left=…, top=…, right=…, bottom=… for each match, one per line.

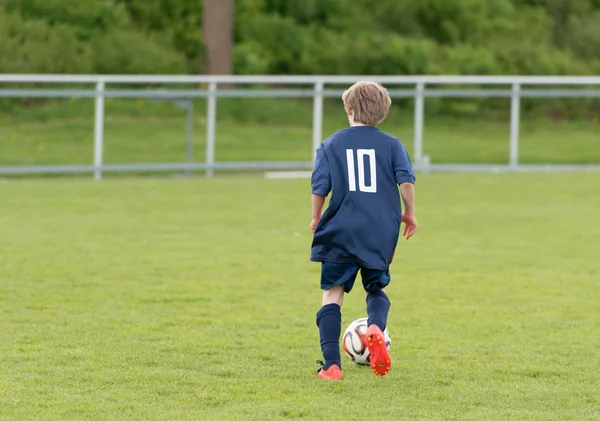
left=394, top=141, right=416, bottom=185
left=311, top=146, right=332, bottom=196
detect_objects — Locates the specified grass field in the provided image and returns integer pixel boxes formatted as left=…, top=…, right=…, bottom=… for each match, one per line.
left=0, top=98, right=599, bottom=167
left=1, top=173, right=599, bottom=420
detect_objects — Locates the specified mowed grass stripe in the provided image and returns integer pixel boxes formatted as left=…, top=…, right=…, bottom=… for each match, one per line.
left=1, top=98, right=599, bottom=166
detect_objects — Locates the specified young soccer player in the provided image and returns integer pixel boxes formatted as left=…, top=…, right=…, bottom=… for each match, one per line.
left=310, top=81, right=417, bottom=381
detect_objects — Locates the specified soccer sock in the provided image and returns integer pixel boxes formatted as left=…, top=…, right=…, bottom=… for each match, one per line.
left=316, top=303, right=342, bottom=370
left=366, top=290, right=390, bottom=332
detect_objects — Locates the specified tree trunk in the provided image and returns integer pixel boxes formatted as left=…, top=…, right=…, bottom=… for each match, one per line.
left=201, top=0, right=234, bottom=75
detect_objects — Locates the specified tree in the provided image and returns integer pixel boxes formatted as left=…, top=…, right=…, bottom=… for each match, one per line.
left=202, top=0, right=233, bottom=74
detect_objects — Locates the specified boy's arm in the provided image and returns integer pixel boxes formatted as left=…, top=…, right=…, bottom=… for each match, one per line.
left=310, top=146, right=331, bottom=233
left=399, top=182, right=415, bottom=215
left=394, top=142, right=418, bottom=239
left=310, top=194, right=326, bottom=233
left=399, top=182, right=417, bottom=239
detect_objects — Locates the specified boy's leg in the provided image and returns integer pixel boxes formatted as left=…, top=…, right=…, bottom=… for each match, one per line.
left=361, top=268, right=392, bottom=376
left=316, top=262, right=359, bottom=378
left=366, top=289, right=390, bottom=331
left=361, top=268, right=391, bottom=331
left=316, top=285, right=344, bottom=371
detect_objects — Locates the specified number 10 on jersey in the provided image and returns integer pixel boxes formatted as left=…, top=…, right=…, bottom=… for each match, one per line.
left=346, top=149, right=377, bottom=193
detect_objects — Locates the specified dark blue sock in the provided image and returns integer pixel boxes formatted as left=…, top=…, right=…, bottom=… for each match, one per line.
left=366, top=291, right=390, bottom=331
left=316, top=303, right=342, bottom=370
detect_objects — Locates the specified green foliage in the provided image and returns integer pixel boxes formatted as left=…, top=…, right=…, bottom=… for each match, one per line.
left=564, top=11, right=600, bottom=60
left=115, top=0, right=203, bottom=68
left=91, top=28, right=188, bottom=75
left=0, top=0, right=189, bottom=74
left=237, top=14, right=316, bottom=74
left=0, top=12, right=93, bottom=74
left=3, top=0, right=130, bottom=33
left=2, top=0, right=600, bottom=117
left=2, top=0, right=600, bottom=76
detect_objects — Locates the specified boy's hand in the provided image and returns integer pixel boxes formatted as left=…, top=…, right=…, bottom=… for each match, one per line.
left=401, top=213, right=418, bottom=240
left=309, top=217, right=320, bottom=233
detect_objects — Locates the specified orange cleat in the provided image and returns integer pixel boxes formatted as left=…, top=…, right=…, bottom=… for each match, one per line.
left=314, top=360, right=342, bottom=381
left=366, top=325, right=392, bottom=376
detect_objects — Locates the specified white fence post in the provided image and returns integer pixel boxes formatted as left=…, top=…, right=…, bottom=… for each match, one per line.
left=206, top=81, right=217, bottom=178
left=93, top=80, right=105, bottom=181
left=510, top=83, right=521, bottom=168
left=413, top=82, right=425, bottom=166
left=185, top=101, right=194, bottom=175
left=312, top=81, right=324, bottom=163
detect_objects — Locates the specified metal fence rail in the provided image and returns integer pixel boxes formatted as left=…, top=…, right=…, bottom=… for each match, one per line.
left=1, top=74, right=600, bottom=179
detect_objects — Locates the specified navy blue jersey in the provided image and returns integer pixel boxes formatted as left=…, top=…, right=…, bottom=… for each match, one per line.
left=310, top=126, right=415, bottom=270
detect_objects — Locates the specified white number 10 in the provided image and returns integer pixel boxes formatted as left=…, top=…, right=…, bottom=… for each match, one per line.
left=346, top=149, right=377, bottom=193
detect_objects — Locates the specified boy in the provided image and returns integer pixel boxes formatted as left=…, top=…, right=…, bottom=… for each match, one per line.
left=310, top=81, right=417, bottom=381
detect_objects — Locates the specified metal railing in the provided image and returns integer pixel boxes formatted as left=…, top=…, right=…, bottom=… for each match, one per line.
left=1, top=74, right=600, bottom=179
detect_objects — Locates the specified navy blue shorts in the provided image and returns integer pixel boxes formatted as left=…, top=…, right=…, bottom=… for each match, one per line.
left=320, top=261, right=390, bottom=294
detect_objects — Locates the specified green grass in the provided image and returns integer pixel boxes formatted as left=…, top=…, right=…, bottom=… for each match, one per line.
left=1, top=173, right=599, bottom=420
left=0, top=98, right=599, bottom=167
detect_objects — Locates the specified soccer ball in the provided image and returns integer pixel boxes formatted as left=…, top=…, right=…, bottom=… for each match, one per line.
left=342, top=317, right=391, bottom=365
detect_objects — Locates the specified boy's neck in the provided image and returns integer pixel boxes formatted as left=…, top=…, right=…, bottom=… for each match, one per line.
left=350, top=122, right=370, bottom=127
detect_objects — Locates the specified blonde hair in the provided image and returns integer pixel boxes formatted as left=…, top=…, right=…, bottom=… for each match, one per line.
left=342, top=81, right=391, bottom=126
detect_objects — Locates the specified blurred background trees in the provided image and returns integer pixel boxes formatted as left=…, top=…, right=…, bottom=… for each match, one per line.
left=0, top=0, right=599, bottom=76
left=202, top=0, right=233, bottom=75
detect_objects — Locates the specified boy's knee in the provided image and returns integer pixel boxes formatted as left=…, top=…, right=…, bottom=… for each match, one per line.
left=365, top=287, right=386, bottom=296
left=316, top=302, right=341, bottom=326
left=366, top=289, right=390, bottom=304
left=322, top=285, right=344, bottom=307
